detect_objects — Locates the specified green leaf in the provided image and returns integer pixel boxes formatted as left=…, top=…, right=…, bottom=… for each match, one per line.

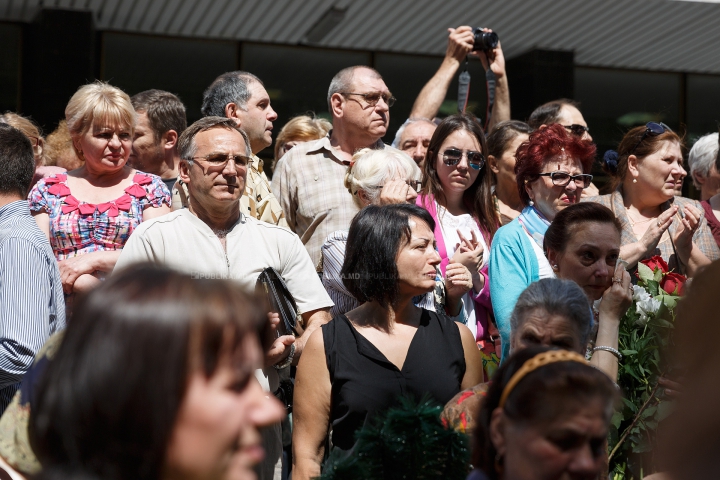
left=653, top=268, right=663, bottom=282
left=621, top=349, right=638, bottom=356
left=660, top=294, right=677, bottom=309
left=646, top=280, right=660, bottom=297
left=611, top=411, right=623, bottom=429
left=637, top=262, right=655, bottom=283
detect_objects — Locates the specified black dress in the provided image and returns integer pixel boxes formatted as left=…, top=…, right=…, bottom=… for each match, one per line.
left=322, top=309, right=466, bottom=452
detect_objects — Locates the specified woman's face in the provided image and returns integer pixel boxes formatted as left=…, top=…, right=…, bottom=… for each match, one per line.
left=164, top=334, right=285, bottom=480
left=490, top=133, right=528, bottom=191
left=76, top=122, right=132, bottom=172
left=548, top=222, right=621, bottom=302
left=434, top=129, right=483, bottom=195
left=631, top=140, right=685, bottom=204
left=526, top=155, right=584, bottom=221
left=492, top=399, right=609, bottom=480
left=510, top=308, right=584, bottom=354
left=395, top=216, right=441, bottom=298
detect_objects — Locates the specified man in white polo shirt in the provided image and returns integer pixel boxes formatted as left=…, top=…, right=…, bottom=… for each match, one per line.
left=115, top=116, right=332, bottom=480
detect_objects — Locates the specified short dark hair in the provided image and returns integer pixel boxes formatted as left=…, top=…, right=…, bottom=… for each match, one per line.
left=131, top=89, right=187, bottom=142
left=30, top=264, right=267, bottom=480
left=527, top=98, right=580, bottom=130
left=342, top=204, right=435, bottom=308
left=201, top=71, right=262, bottom=118
left=544, top=202, right=622, bottom=255
left=473, top=345, right=618, bottom=479
left=177, top=116, right=251, bottom=163
left=486, top=120, right=531, bottom=159
left=0, top=123, right=36, bottom=197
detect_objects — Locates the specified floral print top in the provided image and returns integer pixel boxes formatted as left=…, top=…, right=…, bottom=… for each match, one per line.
left=27, top=172, right=171, bottom=261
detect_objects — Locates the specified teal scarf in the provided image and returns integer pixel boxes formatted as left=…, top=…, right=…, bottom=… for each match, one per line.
left=517, top=205, right=551, bottom=249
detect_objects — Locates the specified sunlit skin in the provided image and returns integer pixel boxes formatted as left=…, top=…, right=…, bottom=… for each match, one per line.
left=399, top=121, right=436, bottom=166
left=525, top=156, right=585, bottom=221
left=490, top=398, right=610, bottom=480
left=336, top=68, right=391, bottom=142
left=435, top=129, right=482, bottom=202
left=75, top=123, right=133, bottom=177
left=549, top=222, right=621, bottom=302
left=128, top=112, right=164, bottom=173
left=163, top=334, right=285, bottom=480
left=489, top=133, right=528, bottom=216
left=629, top=140, right=685, bottom=208
left=510, top=308, right=584, bottom=354
left=227, top=81, right=278, bottom=155
left=556, top=105, right=592, bottom=142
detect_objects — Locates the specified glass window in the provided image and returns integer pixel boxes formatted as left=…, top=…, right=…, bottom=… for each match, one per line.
left=687, top=74, right=720, bottom=141
left=103, top=33, right=238, bottom=124
left=0, top=23, right=21, bottom=113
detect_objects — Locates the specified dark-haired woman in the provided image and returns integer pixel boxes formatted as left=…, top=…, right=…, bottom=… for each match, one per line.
left=416, top=113, right=497, bottom=370
left=469, top=346, right=618, bottom=480
left=545, top=202, right=632, bottom=381
left=292, top=204, right=483, bottom=480
left=487, top=120, right=531, bottom=226
left=489, top=124, right=596, bottom=360
left=29, top=264, right=284, bottom=480
left=588, top=123, right=720, bottom=276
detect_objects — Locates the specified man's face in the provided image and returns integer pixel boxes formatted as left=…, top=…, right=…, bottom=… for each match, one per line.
left=182, top=127, right=248, bottom=210
left=129, top=112, right=164, bottom=173
left=233, top=81, right=277, bottom=155
left=556, top=104, right=592, bottom=142
left=340, top=68, right=390, bottom=139
left=399, top=121, right=436, bottom=166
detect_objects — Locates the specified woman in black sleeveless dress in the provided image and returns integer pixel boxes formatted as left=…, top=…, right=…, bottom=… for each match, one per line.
left=292, top=204, right=483, bottom=479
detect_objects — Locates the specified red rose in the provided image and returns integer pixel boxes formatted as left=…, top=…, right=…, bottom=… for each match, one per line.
left=641, top=255, right=669, bottom=274
left=661, top=272, right=687, bottom=295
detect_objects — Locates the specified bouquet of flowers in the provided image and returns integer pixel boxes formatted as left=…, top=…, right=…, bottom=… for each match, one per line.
left=609, top=256, right=687, bottom=479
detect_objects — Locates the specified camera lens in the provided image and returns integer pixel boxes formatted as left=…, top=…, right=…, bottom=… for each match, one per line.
left=472, top=28, right=499, bottom=51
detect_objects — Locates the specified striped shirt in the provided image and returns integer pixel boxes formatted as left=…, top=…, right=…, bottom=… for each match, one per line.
left=0, top=201, right=65, bottom=413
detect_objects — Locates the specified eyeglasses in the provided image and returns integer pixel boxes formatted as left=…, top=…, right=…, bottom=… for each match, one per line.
left=537, top=171, right=593, bottom=189
left=190, top=153, right=250, bottom=169
left=27, top=136, right=42, bottom=155
left=442, top=148, right=486, bottom=170
left=563, top=124, right=590, bottom=137
left=631, top=122, right=671, bottom=154
left=370, top=180, right=422, bottom=193
left=341, top=91, right=396, bottom=107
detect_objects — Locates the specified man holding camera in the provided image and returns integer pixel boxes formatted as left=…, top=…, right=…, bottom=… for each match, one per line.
left=393, top=26, right=510, bottom=164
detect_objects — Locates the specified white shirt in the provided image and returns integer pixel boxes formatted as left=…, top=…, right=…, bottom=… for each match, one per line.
left=525, top=229, right=556, bottom=280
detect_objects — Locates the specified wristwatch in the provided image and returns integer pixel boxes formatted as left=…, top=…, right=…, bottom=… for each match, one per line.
left=273, top=343, right=296, bottom=370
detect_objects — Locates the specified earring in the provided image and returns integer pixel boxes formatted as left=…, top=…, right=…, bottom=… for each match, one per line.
left=529, top=200, right=534, bottom=206
left=552, top=264, right=559, bottom=271
left=633, top=178, right=637, bottom=184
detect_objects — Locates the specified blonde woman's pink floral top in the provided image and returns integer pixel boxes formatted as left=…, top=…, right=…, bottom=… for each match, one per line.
left=27, top=172, right=171, bottom=261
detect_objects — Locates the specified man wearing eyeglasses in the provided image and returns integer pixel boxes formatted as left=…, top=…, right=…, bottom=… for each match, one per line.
left=272, top=66, right=402, bottom=269
left=171, top=71, right=288, bottom=228
left=116, top=116, right=333, bottom=480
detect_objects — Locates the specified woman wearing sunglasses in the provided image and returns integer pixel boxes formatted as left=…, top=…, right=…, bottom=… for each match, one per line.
left=489, top=124, right=595, bottom=361
left=589, top=122, right=720, bottom=276
left=416, top=113, right=499, bottom=378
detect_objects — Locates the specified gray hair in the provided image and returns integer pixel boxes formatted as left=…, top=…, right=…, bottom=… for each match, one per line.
left=178, top=116, right=251, bottom=164
left=688, top=133, right=720, bottom=189
left=391, top=118, right=436, bottom=149
left=201, top=71, right=263, bottom=118
left=327, top=66, right=382, bottom=113
left=344, top=148, right=422, bottom=208
left=509, top=278, right=592, bottom=352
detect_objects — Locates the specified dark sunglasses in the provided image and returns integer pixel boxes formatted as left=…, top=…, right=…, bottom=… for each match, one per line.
left=342, top=91, right=396, bottom=107
left=537, top=171, right=593, bottom=189
left=631, top=122, right=671, bottom=154
left=442, top=148, right=486, bottom=170
left=563, top=124, right=589, bottom=137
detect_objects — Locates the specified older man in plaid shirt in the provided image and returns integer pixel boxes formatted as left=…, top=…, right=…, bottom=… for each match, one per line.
left=271, top=66, right=401, bottom=269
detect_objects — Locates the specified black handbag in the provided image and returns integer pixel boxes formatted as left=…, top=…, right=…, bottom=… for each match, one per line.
left=255, top=267, right=301, bottom=337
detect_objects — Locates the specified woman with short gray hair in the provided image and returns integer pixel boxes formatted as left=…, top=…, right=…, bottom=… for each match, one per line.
left=691, top=133, right=720, bottom=247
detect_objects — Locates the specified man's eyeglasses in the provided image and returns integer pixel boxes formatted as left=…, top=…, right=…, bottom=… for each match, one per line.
left=537, top=171, right=593, bottom=189
left=191, top=153, right=250, bottom=169
left=442, top=148, right=486, bottom=170
left=342, top=91, right=396, bottom=108
left=631, top=122, right=671, bottom=154
left=563, top=124, right=589, bottom=137
left=370, top=180, right=422, bottom=193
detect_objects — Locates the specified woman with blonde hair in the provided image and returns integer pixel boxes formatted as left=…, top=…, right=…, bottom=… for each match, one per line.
left=0, top=112, right=65, bottom=184
left=28, top=82, right=171, bottom=296
left=321, top=147, right=473, bottom=318
left=273, top=114, right=331, bottom=165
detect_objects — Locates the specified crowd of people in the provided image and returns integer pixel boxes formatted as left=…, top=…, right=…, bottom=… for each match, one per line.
left=0, top=23, right=719, bottom=480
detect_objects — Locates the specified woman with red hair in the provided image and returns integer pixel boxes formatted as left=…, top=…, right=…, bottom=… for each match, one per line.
left=489, top=124, right=595, bottom=360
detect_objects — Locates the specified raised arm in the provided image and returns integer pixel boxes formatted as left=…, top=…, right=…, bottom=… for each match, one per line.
left=478, top=34, right=510, bottom=130
left=410, top=26, right=474, bottom=120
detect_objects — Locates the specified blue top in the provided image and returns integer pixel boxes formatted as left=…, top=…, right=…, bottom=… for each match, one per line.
left=489, top=218, right=539, bottom=361
left=0, top=200, right=65, bottom=413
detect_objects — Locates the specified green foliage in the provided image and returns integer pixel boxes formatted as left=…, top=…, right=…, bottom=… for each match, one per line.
left=318, top=396, right=471, bottom=480
left=609, top=269, right=680, bottom=479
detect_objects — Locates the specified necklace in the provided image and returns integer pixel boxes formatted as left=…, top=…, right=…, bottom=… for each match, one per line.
left=625, top=207, right=657, bottom=227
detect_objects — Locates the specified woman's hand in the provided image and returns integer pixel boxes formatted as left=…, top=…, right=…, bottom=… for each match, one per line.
left=58, top=254, right=98, bottom=294
left=672, top=205, right=701, bottom=256
left=377, top=179, right=417, bottom=205
left=444, top=263, right=472, bottom=316
left=598, top=263, right=633, bottom=321
left=450, top=230, right=484, bottom=272
left=72, top=274, right=101, bottom=294
left=638, top=206, right=677, bottom=256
